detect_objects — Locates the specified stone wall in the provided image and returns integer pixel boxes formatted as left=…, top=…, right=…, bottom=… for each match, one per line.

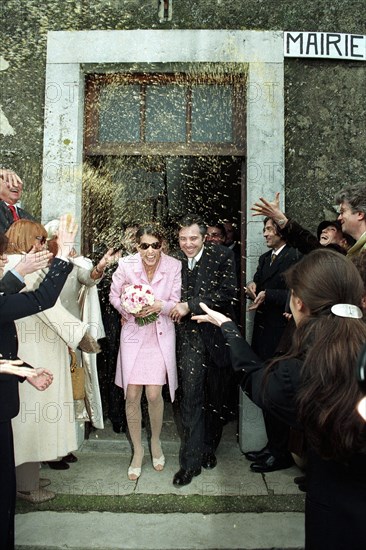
left=1, top=0, right=365, bottom=226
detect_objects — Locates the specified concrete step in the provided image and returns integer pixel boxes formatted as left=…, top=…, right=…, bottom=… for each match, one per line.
left=14, top=416, right=305, bottom=549
left=15, top=511, right=305, bottom=549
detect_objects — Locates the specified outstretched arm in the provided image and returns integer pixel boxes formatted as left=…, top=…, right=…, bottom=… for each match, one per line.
left=13, top=248, right=53, bottom=278
left=192, top=303, right=300, bottom=426
left=90, top=248, right=122, bottom=281
left=0, top=214, right=77, bottom=322
left=191, top=301, right=232, bottom=327
left=252, top=192, right=318, bottom=254
left=0, top=358, right=35, bottom=378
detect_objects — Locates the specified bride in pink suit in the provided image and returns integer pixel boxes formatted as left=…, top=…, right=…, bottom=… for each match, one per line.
left=109, top=224, right=181, bottom=480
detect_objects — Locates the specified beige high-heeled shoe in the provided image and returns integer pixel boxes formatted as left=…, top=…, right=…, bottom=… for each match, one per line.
left=128, top=448, right=144, bottom=481
left=152, top=454, right=165, bottom=471
left=152, top=441, right=165, bottom=471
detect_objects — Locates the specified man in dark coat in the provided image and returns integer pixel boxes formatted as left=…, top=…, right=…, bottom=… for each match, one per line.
left=170, top=215, right=237, bottom=487
left=246, top=217, right=301, bottom=361
left=0, top=169, right=35, bottom=233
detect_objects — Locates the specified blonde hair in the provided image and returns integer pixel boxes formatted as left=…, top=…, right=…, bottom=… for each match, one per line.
left=5, top=219, right=47, bottom=254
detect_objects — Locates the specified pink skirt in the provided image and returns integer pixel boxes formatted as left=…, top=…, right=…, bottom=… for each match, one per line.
left=128, top=322, right=167, bottom=386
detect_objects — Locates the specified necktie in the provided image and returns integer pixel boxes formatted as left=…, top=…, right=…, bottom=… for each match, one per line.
left=270, top=252, right=276, bottom=265
left=188, top=258, right=196, bottom=270
left=8, top=204, right=19, bottom=221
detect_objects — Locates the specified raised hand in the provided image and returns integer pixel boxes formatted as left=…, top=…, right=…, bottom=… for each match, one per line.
left=0, top=169, right=23, bottom=188
left=92, top=248, right=122, bottom=279
left=14, top=247, right=53, bottom=277
left=102, top=248, right=122, bottom=266
left=251, top=192, right=287, bottom=226
left=56, top=214, right=78, bottom=258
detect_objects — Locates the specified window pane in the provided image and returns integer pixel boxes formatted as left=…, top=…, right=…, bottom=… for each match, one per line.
left=146, top=85, right=187, bottom=142
left=99, top=85, right=140, bottom=142
left=191, top=85, right=232, bottom=143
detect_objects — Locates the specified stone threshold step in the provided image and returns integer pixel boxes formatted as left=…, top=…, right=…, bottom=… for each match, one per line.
left=16, top=511, right=305, bottom=550
left=16, top=494, right=305, bottom=515
left=80, top=438, right=181, bottom=454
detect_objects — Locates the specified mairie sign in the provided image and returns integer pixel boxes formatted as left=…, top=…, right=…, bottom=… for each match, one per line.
left=284, top=31, right=366, bottom=61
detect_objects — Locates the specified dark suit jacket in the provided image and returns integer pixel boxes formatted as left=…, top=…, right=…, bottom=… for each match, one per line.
left=0, top=258, right=72, bottom=422
left=0, top=200, right=35, bottom=234
left=178, top=243, right=237, bottom=367
left=251, top=244, right=301, bottom=360
left=227, top=241, right=241, bottom=282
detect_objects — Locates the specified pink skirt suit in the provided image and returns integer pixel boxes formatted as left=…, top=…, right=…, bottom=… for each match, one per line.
left=109, top=252, right=182, bottom=401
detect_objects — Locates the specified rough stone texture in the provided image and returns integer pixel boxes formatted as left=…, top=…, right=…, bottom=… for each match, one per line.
left=1, top=0, right=365, bottom=223
left=285, top=59, right=366, bottom=227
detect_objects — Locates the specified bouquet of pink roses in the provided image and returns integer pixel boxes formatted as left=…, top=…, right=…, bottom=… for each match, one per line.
left=121, top=284, right=158, bottom=326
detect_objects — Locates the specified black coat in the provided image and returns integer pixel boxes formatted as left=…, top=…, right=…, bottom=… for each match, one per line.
left=0, top=270, right=25, bottom=296
left=222, top=320, right=366, bottom=550
left=251, top=244, right=301, bottom=360
left=178, top=243, right=237, bottom=368
left=280, top=218, right=324, bottom=255
left=0, top=258, right=72, bottom=422
left=0, top=200, right=35, bottom=234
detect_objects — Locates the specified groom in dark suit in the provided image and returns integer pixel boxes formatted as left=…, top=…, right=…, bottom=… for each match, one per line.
left=0, top=169, right=35, bottom=233
left=170, top=215, right=237, bottom=487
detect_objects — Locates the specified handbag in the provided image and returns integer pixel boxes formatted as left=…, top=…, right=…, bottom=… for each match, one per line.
left=69, top=349, right=85, bottom=400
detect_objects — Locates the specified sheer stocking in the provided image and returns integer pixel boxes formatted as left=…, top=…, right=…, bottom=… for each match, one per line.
left=125, top=385, right=144, bottom=469
left=146, top=385, right=164, bottom=465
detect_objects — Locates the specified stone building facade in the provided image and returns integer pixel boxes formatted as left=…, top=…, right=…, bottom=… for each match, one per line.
left=1, top=1, right=365, bottom=299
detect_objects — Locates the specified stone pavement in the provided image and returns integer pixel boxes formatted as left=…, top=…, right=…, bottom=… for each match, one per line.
left=15, top=404, right=305, bottom=549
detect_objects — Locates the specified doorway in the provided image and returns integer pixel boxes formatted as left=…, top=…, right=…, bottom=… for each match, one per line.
left=83, top=154, right=243, bottom=255
left=83, top=71, right=246, bottom=257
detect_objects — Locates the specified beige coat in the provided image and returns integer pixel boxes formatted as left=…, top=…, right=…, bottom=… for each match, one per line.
left=6, top=255, right=88, bottom=466
left=61, top=256, right=105, bottom=429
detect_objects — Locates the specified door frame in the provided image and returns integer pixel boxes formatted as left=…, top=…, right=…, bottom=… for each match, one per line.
left=41, top=29, right=285, bottom=335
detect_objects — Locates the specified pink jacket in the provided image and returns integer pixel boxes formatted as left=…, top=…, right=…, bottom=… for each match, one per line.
left=109, top=252, right=182, bottom=401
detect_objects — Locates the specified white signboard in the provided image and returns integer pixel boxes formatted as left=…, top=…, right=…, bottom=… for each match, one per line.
left=284, top=31, right=366, bottom=61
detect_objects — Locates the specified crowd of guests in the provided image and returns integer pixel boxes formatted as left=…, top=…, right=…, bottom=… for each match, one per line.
left=1, top=166, right=366, bottom=550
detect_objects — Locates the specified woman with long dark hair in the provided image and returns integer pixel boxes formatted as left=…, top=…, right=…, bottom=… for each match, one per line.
left=193, top=248, right=366, bottom=550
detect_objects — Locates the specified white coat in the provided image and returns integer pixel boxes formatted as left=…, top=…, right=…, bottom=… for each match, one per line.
left=6, top=255, right=87, bottom=465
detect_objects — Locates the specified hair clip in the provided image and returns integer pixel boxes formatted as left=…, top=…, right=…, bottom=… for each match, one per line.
left=331, top=304, right=363, bottom=319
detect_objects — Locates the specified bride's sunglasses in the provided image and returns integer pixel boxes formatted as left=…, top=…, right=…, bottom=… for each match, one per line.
left=139, top=242, right=162, bottom=250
